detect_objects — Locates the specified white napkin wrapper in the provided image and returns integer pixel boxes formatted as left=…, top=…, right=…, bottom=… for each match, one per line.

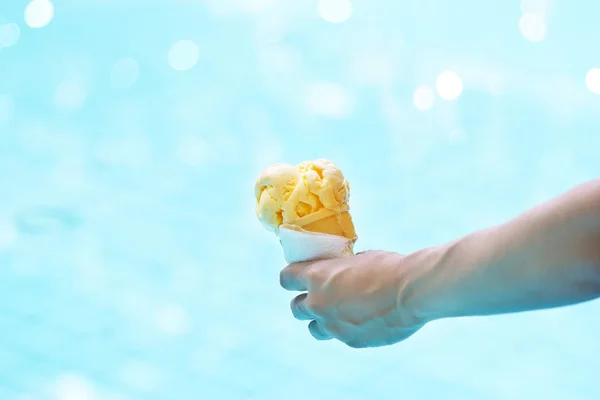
left=277, top=226, right=355, bottom=264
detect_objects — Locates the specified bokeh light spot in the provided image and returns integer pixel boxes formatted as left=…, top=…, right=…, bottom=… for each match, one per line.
left=519, top=13, right=547, bottom=42
left=0, top=23, right=20, bottom=47
left=168, top=40, right=199, bottom=71
left=413, top=86, right=435, bottom=111
left=585, top=68, right=600, bottom=94
left=435, top=71, right=463, bottom=100
left=317, top=0, right=353, bottom=23
left=24, top=0, right=54, bottom=29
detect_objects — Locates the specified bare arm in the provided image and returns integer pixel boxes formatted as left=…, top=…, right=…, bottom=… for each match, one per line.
left=280, top=180, right=600, bottom=348
left=406, top=179, right=600, bottom=321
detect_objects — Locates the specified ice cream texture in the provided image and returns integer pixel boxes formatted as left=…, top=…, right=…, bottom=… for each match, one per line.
left=254, top=159, right=356, bottom=241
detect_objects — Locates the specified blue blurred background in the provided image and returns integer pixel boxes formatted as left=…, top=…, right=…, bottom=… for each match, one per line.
left=1, top=0, right=599, bottom=399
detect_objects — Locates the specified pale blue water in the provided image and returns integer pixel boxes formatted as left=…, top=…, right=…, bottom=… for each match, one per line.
left=1, top=1, right=599, bottom=399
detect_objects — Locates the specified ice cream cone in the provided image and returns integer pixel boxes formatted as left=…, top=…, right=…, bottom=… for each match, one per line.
left=255, top=159, right=358, bottom=263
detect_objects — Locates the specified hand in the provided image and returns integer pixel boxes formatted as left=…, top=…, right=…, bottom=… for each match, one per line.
left=279, top=250, right=426, bottom=348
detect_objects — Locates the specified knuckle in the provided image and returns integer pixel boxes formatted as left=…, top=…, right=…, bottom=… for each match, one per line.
left=306, top=295, right=328, bottom=315
left=306, top=264, right=330, bottom=283
left=305, top=268, right=320, bottom=283
left=305, top=298, right=322, bottom=313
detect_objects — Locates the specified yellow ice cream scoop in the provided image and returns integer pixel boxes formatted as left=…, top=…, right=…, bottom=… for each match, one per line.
left=254, top=159, right=357, bottom=242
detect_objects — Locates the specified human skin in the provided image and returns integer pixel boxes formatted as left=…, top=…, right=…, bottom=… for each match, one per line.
left=279, top=179, right=600, bottom=348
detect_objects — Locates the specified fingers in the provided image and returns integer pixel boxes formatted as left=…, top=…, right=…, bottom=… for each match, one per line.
left=291, top=294, right=334, bottom=340
left=280, top=259, right=348, bottom=344
left=279, top=261, right=314, bottom=291
left=290, top=293, right=315, bottom=320
left=308, top=320, right=333, bottom=341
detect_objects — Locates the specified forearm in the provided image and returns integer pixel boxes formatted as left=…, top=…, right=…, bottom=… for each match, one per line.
left=406, top=180, right=600, bottom=321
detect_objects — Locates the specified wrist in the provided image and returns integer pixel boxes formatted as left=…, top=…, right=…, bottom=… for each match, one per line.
left=399, top=241, right=463, bottom=323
